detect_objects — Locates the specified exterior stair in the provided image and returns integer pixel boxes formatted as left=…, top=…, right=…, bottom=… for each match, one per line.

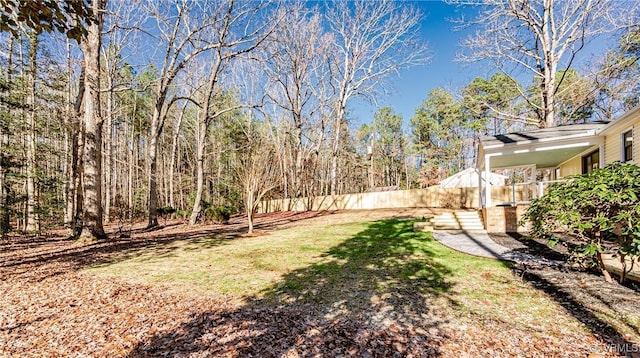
left=414, top=210, right=485, bottom=233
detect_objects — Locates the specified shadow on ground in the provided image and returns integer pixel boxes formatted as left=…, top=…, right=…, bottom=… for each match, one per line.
left=127, top=219, right=453, bottom=357
left=495, top=233, right=640, bottom=353
left=0, top=211, right=344, bottom=283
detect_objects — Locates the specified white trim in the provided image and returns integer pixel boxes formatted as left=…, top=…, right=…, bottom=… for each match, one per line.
left=482, top=130, right=599, bottom=150
left=621, top=127, right=634, bottom=163
left=533, top=141, right=593, bottom=152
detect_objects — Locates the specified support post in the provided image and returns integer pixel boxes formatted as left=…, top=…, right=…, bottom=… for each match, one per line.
left=484, top=155, right=492, bottom=208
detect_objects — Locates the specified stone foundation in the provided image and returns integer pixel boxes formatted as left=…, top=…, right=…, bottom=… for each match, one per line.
left=482, top=205, right=531, bottom=233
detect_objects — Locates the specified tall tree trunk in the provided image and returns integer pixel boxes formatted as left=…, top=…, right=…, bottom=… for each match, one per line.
left=63, top=39, right=74, bottom=233
left=65, top=57, right=86, bottom=239
left=65, top=117, right=82, bottom=236
left=161, top=144, right=169, bottom=207
left=189, top=117, right=207, bottom=225
left=189, top=53, right=224, bottom=225
left=169, top=104, right=186, bottom=210
left=25, top=32, right=39, bottom=232
left=246, top=189, right=255, bottom=234
left=104, top=73, right=114, bottom=222
left=79, top=0, right=107, bottom=241
left=542, top=60, right=557, bottom=128
left=0, top=37, right=13, bottom=235
left=147, top=104, right=161, bottom=228
left=330, top=103, right=346, bottom=195
left=127, top=101, right=137, bottom=219
left=73, top=115, right=85, bottom=238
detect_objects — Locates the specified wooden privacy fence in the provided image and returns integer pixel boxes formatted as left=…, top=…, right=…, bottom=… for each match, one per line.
left=258, top=186, right=530, bottom=213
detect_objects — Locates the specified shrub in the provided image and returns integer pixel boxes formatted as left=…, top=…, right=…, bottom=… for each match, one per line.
left=157, top=206, right=176, bottom=216
left=522, top=162, right=640, bottom=282
left=205, top=205, right=235, bottom=224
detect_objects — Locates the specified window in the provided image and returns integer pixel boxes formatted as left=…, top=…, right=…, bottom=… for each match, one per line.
left=582, top=150, right=599, bottom=174
left=623, top=130, right=633, bottom=162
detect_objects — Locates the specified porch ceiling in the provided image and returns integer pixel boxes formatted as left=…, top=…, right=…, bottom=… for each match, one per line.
left=479, top=122, right=609, bottom=170
left=486, top=144, right=595, bottom=169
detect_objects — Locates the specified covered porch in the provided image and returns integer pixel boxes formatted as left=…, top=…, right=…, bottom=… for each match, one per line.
left=477, top=122, right=608, bottom=208
left=477, top=123, right=608, bottom=232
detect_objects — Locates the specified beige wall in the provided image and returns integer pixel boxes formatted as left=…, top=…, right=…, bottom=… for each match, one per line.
left=560, top=114, right=639, bottom=176
left=558, top=156, right=582, bottom=178
left=604, top=131, right=622, bottom=164
left=604, top=114, right=639, bottom=165
left=258, top=186, right=530, bottom=213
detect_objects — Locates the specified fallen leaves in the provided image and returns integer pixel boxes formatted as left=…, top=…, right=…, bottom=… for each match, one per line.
left=1, top=210, right=639, bottom=357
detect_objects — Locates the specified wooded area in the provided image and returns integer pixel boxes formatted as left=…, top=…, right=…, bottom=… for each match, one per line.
left=0, top=0, right=638, bottom=239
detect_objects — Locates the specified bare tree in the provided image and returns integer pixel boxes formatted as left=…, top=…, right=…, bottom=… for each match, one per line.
left=262, top=2, right=331, bottom=202
left=139, top=0, right=228, bottom=228
left=168, top=100, right=187, bottom=211
left=101, top=0, right=145, bottom=223
left=0, top=35, right=14, bottom=235
left=233, top=120, right=280, bottom=234
left=78, top=0, right=107, bottom=241
left=61, top=38, right=87, bottom=238
left=455, top=0, right=640, bottom=128
left=325, top=0, right=429, bottom=195
left=188, top=0, right=278, bottom=225
left=25, top=31, right=39, bottom=232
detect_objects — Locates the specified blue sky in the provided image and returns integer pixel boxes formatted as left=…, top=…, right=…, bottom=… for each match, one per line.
left=351, top=1, right=481, bottom=127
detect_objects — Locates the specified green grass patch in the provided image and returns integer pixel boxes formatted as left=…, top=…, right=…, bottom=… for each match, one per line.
left=88, top=221, right=380, bottom=297
left=84, top=217, right=640, bottom=344
left=88, top=222, right=571, bottom=321
left=91, top=219, right=525, bottom=311
left=89, top=220, right=471, bottom=298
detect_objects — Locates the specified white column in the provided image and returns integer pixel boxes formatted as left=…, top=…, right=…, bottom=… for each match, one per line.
left=599, top=143, right=605, bottom=168
left=484, top=155, right=492, bottom=208
left=478, top=165, right=483, bottom=208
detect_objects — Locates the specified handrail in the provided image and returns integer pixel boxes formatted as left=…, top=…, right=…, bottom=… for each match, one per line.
left=493, top=179, right=569, bottom=206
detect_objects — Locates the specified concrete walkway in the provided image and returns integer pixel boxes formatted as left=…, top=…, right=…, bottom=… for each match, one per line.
left=432, top=231, right=561, bottom=267
left=432, top=231, right=640, bottom=281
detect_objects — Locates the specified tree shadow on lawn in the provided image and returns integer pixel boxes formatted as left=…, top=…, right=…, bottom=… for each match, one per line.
left=0, top=226, right=236, bottom=282
left=0, top=211, right=337, bottom=283
left=129, top=219, right=456, bottom=357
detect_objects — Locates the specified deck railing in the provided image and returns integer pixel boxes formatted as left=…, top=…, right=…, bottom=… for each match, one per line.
left=490, top=179, right=568, bottom=207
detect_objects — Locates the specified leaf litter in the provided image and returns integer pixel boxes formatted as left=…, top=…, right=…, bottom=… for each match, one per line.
left=1, top=209, right=639, bottom=357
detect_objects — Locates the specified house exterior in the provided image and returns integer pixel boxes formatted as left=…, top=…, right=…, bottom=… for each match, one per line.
left=477, top=106, right=639, bottom=231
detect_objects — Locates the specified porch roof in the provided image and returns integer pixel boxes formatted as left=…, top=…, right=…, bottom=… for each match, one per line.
left=478, top=122, right=609, bottom=170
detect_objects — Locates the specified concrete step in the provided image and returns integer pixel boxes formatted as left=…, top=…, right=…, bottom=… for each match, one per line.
left=453, top=211, right=479, bottom=215
left=415, top=211, right=486, bottom=233
left=431, top=211, right=486, bottom=232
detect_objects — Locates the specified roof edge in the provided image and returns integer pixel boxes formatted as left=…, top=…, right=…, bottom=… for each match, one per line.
left=598, top=105, right=640, bottom=135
